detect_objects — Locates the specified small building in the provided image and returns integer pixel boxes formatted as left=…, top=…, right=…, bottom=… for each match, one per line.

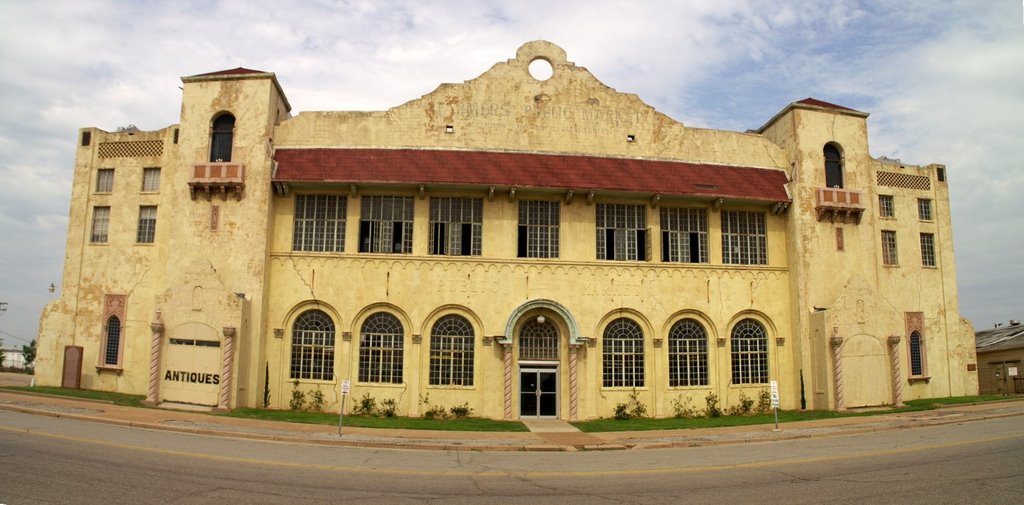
left=1, top=348, right=26, bottom=370
left=35, top=41, right=977, bottom=418
left=975, top=321, right=1024, bottom=395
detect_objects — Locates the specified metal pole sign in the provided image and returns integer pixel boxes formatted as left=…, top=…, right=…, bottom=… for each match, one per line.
left=770, top=380, right=780, bottom=431
left=338, top=379, right=351, bottom=435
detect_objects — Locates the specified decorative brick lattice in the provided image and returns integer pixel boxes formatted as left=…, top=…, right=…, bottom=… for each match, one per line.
left=98, top=140, right=164, bottom=158
left=876, top=171, right=930, bottom=191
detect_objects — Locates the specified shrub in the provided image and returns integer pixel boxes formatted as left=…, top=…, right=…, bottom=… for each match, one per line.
left=704, top=392, right=721, bottom=418
left=424, top=403, right=447, bottom=419
left=613, top=389, right=648, bottom=420
left=727, top=391, right=755, bottom=416
left=289, top=380, right=306, bottom=411
left=449, top=403, right=473, bottom=418
left=671, top=395, right=700, bottom=418
left=378, top=398, right=398, bottom=417
left=309, top=388, right=326, bottom=412
left=353, top=393, right=377, bottom=415
left=757, top=389, right=772, bottom=413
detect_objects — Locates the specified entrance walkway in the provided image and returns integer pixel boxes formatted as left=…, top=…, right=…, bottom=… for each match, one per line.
left=521, top=418, right=610, bottom=449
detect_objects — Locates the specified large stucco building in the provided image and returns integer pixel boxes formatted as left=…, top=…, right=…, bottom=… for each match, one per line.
left=36, top=41, right=978, bottom=419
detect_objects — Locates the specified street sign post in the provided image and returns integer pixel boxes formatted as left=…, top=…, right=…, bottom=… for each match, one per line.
left=770, top=380, right=780, bottom=431
left=338, top=379, right=351, bottom=435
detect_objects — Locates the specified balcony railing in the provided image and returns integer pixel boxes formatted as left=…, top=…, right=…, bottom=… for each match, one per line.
left=189, top=162, right=245, bottom=200
left=815, top=187, right=864, bottom=224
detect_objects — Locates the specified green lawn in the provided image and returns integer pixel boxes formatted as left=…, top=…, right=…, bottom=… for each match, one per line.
left=3, top=385, right=1017, bottom=433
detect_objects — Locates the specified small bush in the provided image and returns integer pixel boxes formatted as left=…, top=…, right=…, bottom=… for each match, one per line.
left=449, top=403, right=473, bottom=418
left=704, top=392, right=721, bottom=418
left=378, top=398, right=398, bottom=417
left=289, top=380, right=306, bottom=411
left=309, top=388, right=326, bottom=412
left=757, top=389, right=772, bottom=413
left=424, top=404, right=447, bottom=419
left=671, top=395, right=700, bottom=418
left=727, top=391, right=755, bottom=416
left=613, top=389, right=648, bottom=420
left=353, top=393, right=377, bottom=415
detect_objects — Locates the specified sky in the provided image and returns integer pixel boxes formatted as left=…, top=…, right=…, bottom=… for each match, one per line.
left=0, top=0, right=1021, bottom=349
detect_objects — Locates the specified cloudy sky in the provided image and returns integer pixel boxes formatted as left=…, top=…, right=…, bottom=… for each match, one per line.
left=0, top=0, right=1021, bottom=348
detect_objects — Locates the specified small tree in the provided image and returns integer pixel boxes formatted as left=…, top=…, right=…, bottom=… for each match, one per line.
left=23, top=339, right=36, bottom=370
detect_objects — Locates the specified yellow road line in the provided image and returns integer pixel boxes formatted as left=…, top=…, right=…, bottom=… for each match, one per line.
left=1, top=423, right=1021, bottom=478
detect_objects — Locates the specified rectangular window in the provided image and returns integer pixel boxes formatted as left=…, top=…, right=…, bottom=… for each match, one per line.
left=721, top=211, right=767, bottom=265
left=136, top=206, right=157, bottom=243
left=661, top=207, right=708, bottom=263
left=879, top=195, right=894, bottom=218
left=359, top=196, right=414, bottom=253
left=142, top=167, right=161, bottom=192
left=429, top=197, right=483, bottom=256
left=920, top=233, right=936, bottom=267
left=96, top=169, right=114, bottom=193
left=882, top=230, right=899, bottom=266
left=917, top=198, right=933, bottom=221
left=596, top=204, right=648, bottom=261
left=836, top=228, right=845, bottom=251
left=293, top=194, right=346, bottom=252
left=517, top=200, right=560, bottom=258
left=91, top=206, right=110, bottom=243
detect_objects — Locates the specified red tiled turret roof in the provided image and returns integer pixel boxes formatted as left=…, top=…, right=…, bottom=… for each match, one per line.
left=273, top=149, right=790, bottom=203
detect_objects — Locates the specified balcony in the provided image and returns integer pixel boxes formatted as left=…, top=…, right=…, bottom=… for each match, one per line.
left=189, top=162, right=245, bottom=200
left=815, top=187, right=864, bottom=224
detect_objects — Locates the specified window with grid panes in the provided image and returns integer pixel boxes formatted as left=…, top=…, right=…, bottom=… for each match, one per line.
left=429, top=197, right=482, bottom=256
left=293, top=195, right=346, bottom=252
left=920, top=233, right=936, bottom=267
left=429, top=315, right=475, bottom=386
left=596, top=203, right=648, bottom=261
left=668, top=319, right=708, bottom=387
left=136, top=206, right=157, bottom=243
left=289, top=310, right=335, bottom=381
left=102, top=316, right=122, bottom=366
left=519, top=319, right=559, bottom=361
left=731, top=319, right=768, bottom=384
left=359, top=196, right=413, bottom=253
left=602, top=318, right=645, bottom=388
left=879, top=195, right=894, bottom=218
left=882, top=230, right=899, bottom=265
left=909, top=331, right=925, bottom=376
left=141, top=168, right=160, bottom=192
left=91, top=206, right=110, bottom=243
left=721, top=211, right=767, bottom=265
left=661, top=207, right=708, bottom=263
left=359, top=312, right=404, bottom=383
left=917, top=198, right=933, bottom=221
left=96, top=169, right=114, bottom=193
left=517, top=200, right=560, bottom=258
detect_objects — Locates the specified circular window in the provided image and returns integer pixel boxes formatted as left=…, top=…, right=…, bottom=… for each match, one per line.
left=528, top=58, right=553, bottom=81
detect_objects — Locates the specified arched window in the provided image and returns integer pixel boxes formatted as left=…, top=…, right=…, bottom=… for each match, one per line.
left=731, top=319, right=768, bottom=384
left=359, top=312, right=404, bottom=384
left=602, top=318, right=645, bottom=388
left=668, top=318, right=708, bottom=387
left=429, top=315, right=475, bottom=386
left=290, top=310, right=335, bottom=381
left=909, top=331, right=924, bottom=376
left=209, top=113, right=235, bottom=162
left=824, top=143, right=843, bottom=188
left=103, top=316, right=121, bottom=366
left=519, top=319, right=558, bottom=361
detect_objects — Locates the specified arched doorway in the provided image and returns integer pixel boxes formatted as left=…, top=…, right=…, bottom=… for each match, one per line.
left=841, top=334, right=890, bottom=407
left=519, top=318, right=559, bottom=418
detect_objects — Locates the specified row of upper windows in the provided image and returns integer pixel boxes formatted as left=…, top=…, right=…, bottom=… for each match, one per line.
left=881, top=230, right=937, bottom=267
left=878, top=194, right=933, bottom=221
left=95, top=167, right=161, bottom=193
left=290, top=195, right=770, bottom=266
left=90, top=206, right=158, bottom=244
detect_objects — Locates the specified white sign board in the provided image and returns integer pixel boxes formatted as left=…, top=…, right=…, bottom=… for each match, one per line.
left=1009, top=367, right=1019, bottom=377
left=770, top=380, right=780, bottom=408
left=341, top=379, right=351, bottom=394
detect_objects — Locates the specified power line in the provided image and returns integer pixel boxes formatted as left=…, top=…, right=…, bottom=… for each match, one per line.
left=0, top=328, right=33, bottom=345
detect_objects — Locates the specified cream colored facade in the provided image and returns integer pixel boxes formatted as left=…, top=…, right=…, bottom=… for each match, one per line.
left=37, top=41, right=978, bottom=419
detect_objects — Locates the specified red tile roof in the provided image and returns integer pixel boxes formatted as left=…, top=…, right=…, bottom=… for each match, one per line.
left=190, top=67, right=271, bottom=78
left=796, top=98, right=860, bottom=113
left=273, top=149, right=790, bottom=202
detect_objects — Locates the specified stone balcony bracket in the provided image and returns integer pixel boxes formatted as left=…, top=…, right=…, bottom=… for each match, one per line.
left=815, top=187, right=865, bottom=224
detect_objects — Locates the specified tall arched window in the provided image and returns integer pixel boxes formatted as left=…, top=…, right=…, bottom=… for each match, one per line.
left=209, top=113, right=235, bottom=162
left=668, top=318, right=708, bottom=387
left=429, top=315, right=475, bottom=386
left=909, top=331, right=924, bottom=376
left=103, top=316, right=121, bottom=366
left=602, top=318, right=645, bottom=388
left=731, top=319, right=768, bottom=384
left=824, top=143, right=844, bottom=188
left=290, top=310, right=335, bottom=381
left=359, top=312, right=404, bottom=384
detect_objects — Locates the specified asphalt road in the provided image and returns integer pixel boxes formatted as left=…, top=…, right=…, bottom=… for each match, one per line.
left=1, top=409, right=1021, bottom=504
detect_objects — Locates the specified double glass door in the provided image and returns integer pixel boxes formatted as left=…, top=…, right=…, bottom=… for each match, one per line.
left=520, top=366, right=557, bottom=418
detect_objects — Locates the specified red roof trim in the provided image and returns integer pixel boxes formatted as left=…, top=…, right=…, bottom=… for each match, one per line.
left=273, top=149, right=790, bottom=203
left=796, top=97, right=860, bottom=113
left=190, top=67, right=270, bottom=78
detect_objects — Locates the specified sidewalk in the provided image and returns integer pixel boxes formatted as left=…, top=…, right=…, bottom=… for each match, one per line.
left=1, top=384, right=1022, bottom=451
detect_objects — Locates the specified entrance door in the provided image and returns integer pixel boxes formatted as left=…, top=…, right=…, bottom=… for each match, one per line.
left=520, top=367, right=558, bottom=418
